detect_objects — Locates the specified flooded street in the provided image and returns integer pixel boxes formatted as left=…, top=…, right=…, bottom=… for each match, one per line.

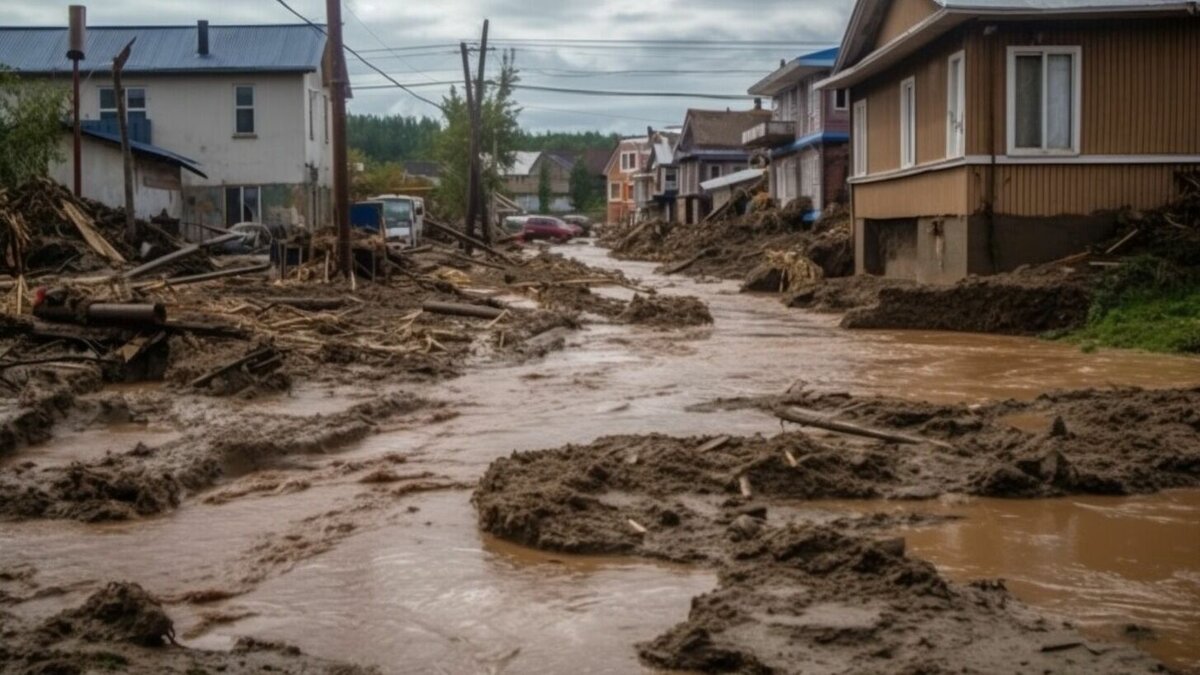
left=2, top=240, right=1199, bottom=673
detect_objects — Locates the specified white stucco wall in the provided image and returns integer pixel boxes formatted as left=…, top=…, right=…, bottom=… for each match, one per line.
left=49, top=135, right=181, bottom=219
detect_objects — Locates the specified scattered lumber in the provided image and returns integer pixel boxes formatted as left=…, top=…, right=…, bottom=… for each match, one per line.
left=60, top=201, right=126, bottom=264
left=189, top=346, right=279, bottom=389
left=616, top=220, right=652, bottom=252
left=134, top=263, right=271, bottom=289
left=258, top=297, right=347, bottom=312
left=1104, top=229, right=1140, bottom=255
left=122, top=232, right=240, bottom=280
left=773, top=406, right=954, bottom=449
left=662, top=248, right=716, bottom=275
left=425, top=217, right=519, bottom=266
left=696, top=435, right=730, bottom=452
left=421, top=300, right=507, bottom=320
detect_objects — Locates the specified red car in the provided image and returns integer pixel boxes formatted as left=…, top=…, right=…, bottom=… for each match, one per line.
left=521, top=216, right=580, bottom=242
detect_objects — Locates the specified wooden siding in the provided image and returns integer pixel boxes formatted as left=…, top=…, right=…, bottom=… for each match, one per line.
left=856, top=32, right=963, bottom=174
left=967, top=163, right=1199, bottom=217
left=967, top=19, right=1200, bottom=156
left=853, top=166, right=969, bottom=219
left=875, top=0, right=940, bottom=49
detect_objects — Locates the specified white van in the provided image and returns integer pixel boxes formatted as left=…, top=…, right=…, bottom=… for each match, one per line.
left=369, top=194, right=426, bottom=247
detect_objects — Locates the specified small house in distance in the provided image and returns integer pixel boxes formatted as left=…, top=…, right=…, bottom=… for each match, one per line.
left=605, top=136, right=651, bottom=225
left=744, top=47, right=850, bottom=222
left=633, top=127, right=681, bottom=223
left=821, top=0, right=1200, bottom=284
left=501, top=151, right=576, bottom=214
left=674, top=107, right=772, bottom=224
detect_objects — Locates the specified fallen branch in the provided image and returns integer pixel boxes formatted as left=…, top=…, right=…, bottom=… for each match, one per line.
left=662, top=247, right=717, bottom=275
left=773, top=406, right=954, bottom=449
left=421, top=300, right=507, bottom=320
left=425, top=218, right=519, bottom=266
left=189, top=346, right=278, bottom=389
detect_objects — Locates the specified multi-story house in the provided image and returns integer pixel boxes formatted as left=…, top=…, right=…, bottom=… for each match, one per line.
left=605, top=136, right=651, bottom=225
left=744, top=47, right=850, bottom=221
left=0, top=21, right=335, bottom=237
left=674, top=107, right=772, bottom=224
left=820, top=0, right=1200, bottom=283
left=633, top=128, right=681, bottom=223
left=502, top=151, right=575, bottom=213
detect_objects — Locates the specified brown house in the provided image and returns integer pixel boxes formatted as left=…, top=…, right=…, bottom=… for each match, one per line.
left=605, top=137, right=651, bottom=225
left=674, top=108, right=773, bottom=224
left=820, top=0, right=1200, bottom=284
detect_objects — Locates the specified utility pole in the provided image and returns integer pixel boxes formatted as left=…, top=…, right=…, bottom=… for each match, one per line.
left=474, top=20, right=491, bottom=244
left=326, top=0, right=351, bottom=278
left=112, top=38, right=136, bottom=245
left=67, top=5, right=86, bottom=199
left=459, top=42, right=478, bottom=253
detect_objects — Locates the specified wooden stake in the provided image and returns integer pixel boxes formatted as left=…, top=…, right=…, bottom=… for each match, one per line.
left=695, top=435, right=730, bottom=453
left=738, top=475, right=752, bottom=498
left=627, top=518, right=647, bottom=535
left=783, top=450, right=798, bottom=467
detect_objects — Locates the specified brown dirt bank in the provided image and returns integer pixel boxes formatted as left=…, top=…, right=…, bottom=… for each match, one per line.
left=0, top=366, right=101, bottom=456
left=0, top=581, right=376, bottom=674
left=0, top=393, right=442, bottom=522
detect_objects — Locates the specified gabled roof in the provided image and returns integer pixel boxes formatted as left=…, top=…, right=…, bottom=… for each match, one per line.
left=78, top=127, right=206, bottom=177
left=506, top=151, right=542, bottom=177
left=825, top=0, right=1193, bottom=88
left=748, top=46, right=840, bottom=97
left=580, top=148, right=611, bottom=175
left=602, top=136, right=650, bottom=174
left=0, top=24, right=326, bottom=75
left=678, top=109, right=773, bottom=153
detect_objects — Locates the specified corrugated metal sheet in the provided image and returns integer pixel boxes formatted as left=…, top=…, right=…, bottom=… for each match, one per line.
left=80, top=127, right=206, bottom=177
left=0, top=24, right=325, bottom=75
left=700, top=168, right=765, bottom=192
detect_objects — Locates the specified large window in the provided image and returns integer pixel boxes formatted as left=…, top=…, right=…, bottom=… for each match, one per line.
left=899, top=77, right=916, bottom=168
left=620, top=151, right=637, bottom=172
left=235, top=85, right=256, bottom=135
left=608, top=181, right=621, bottom=202
left=225, top=186, right=261, bottom=226
left=99, top=87, right=146, bottom=122
left=946, top=51, right=965, bottom=158
left=1007, top=47, right=1080, bottom=154
left=852, top=99, right=868, bottom=177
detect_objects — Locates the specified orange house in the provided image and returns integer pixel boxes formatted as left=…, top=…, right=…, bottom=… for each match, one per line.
left=604, top=136, right=651, bottom=225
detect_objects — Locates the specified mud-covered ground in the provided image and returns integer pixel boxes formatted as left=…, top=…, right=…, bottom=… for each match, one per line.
left=473, top=385, right=1199, bottom=671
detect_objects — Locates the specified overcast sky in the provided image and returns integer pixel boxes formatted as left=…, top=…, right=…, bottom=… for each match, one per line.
left=4, top=0, right=854, bottom=135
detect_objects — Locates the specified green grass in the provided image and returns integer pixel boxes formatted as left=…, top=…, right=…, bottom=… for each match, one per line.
left=1062, top=256, right=1200, bottom=354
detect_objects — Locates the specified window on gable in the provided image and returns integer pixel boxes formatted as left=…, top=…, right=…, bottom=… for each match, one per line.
left=708, top=165, right=722, bottom=180
left=1007, top=47, right=1080, bottom=154
left=852, top=99, right=868, bottom=177
left=235, top=85, right=256, bottom=135
left=899, top=77, right=916, bottom=168
left=834, top=88, right=849, bottom=111
left=947, top=52, right=965, bottom=158
left=99, top=87, right=147, bottom=122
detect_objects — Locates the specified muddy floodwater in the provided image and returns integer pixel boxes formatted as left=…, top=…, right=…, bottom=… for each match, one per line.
left=3, top=241, right=1199, bottom=673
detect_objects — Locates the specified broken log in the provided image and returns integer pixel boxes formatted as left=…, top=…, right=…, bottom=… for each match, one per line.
left=421, top=300, right=506, bottom=320
left=773, top=406, right=954, bottom=449
left=662, top=248, right=717, bottom=275
left=122, top=232, right=241, bottom=280
left=424, top=218, right=519, bottom=266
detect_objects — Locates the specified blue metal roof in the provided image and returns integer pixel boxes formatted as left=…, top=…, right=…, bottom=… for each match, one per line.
left=796, top=47, right=839, bottom=67
left=0, top=24, right=325, bottom=75
left=79, top=127, right=207, bottom=178
left=769, top=131, right=850, bottom=158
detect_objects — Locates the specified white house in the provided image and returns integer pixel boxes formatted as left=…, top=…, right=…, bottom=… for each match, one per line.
left=0, top=21, right=336, bottom=237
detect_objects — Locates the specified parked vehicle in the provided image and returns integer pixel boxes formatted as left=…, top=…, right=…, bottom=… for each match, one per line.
left=502, top=216, right=529, bottom=235
left=562, top=215, right=593, bottom=236
left=218, top=222, right=280, bottom=254
left=521, top=216, right=578, bottom=242
left=368, top=194, right=426, bottom=246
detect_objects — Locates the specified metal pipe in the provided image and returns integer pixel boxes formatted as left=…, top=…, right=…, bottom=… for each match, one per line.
left=86, top=303, right=166, bottom=326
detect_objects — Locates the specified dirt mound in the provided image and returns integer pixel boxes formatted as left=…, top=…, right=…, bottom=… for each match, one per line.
left=0, top=393, right=439, bottom=521
left=842, top=267, right=1095, bottom=334
left=0, top=366, right=100, bottom=456
left=786, top=275, right=913, bottom=313
left=39, top=582, right=174, bottom=647
left=638, top=525, right=1162, bottom=674
left=618, top=294, right=713, bottom=328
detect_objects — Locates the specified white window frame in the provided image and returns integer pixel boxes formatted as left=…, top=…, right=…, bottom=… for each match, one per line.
left=946, top=51, right=966, bottom=159
left=99, top=86, right=146, bottom=121
left=1005, top=46, right=1082, bottom=156
left=833, top=88, right=849, bottom=112
left=708, top=164, right=722, bottom=181
left=620, top=151, right=637, bottom=173
left=608, top=181, right=621, bottom=202
left=663, top=167, right=678, bottom=191
left=899, top=77, right=916, bottom=169
left=852, top=99, right=868, bottom=177
left=234, top=84, right=256, bottom=136
left=225, top=185, right=261, bottom=226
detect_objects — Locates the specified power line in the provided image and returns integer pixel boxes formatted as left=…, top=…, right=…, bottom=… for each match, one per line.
left=343, top=0, right=441, bottom=84
left=511, top=83, right=755, bottom=100
left=272, top=0, right=445, bottom=112
left=521, top=104, right=677, bottom=126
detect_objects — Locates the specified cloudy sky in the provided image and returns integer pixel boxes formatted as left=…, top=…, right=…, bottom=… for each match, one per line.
left=5, top=0, right=854, bottom=134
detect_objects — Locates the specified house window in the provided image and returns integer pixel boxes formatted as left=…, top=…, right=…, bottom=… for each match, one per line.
left=947, top=52, right=966, bottom=158
left=852, top=99, right=868, bottom=177
left=1007, top=46, right=1080, bottom=154
left=833, top=88, right=849, bottom=111
left=708, top=165, right=722, bottom=180
left=99, top=87, right=147, bottom=122
left=235, top=85, right=255, bottom=135
left=225, top=186, right=261, bottom=226
left=899, top=77, right=916, bottom=168
left=620, top=151, right=638, bottom=172
left=664, top=168, right=678, bottom=190
left=609, top=181, right=621, bottom=202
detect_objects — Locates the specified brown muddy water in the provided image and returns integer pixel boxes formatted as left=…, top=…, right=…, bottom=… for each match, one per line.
left=2, top=240, right=1199, bottom=673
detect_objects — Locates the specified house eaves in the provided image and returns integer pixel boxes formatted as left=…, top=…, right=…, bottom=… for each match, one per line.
left=819, top=0, right=1196, bottom=91
left=747, top=46, right=839, bottom=97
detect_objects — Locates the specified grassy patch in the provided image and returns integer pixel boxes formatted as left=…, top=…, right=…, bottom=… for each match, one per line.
left=1063, top=256, right=1200, bottom=354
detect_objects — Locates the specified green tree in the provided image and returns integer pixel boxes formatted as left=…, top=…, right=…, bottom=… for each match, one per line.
left=433, top=50, right=521, bottom=220
left=0, top=69, right=68, bottom=189
left=568, top=157, right=595, bottom=211
left=537, top=159, right=552, bottom=214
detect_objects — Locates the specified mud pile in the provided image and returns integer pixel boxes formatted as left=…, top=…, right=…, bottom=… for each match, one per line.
left=0, top=582, right=377, bottom=673
left=0, top=365, right=100, bottom=455
left=600, top=207, right=852, bottom=284
left=0, top=393, right=439, bottom=521
left=618, top=294, right=713, bottom=328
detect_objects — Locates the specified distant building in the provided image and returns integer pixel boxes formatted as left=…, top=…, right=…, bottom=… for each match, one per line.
left=0, top=21, right=338, bottom=238
left=745, top=47, right=850, bottom=221
left=634, top=128, right=681, bottom=223
left=401, top=160, right=441, bottom=185
left=604, top=137, right=651, bottom=225
left=501, top=150, right=575, bottom=213
left=674, top=107, right=772, bottom=224
left=821, top=0, right=1200, bottom=283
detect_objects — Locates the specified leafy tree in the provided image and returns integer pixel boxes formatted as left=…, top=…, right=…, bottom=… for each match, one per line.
left=433, top=50, right=521, bottom=220
left=0, top=69, right=68, bottom=189
left=537, top=159, right=552, bottom=214
left=347, top=113, right=441, bottom=163
left=348, top=147, right=433, bottom=201
left=568, top=157, right=595, bottom=211
left=517, top=129, right=620, bottom=152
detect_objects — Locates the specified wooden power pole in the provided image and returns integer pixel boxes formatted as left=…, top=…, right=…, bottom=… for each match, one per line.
left=112, top=38, right=136, bottom=245
left=326, top=0, right=351, bottom=278
left=474, top=20, right=491, bottom=244
left=459, top=42, right=478, bottom=253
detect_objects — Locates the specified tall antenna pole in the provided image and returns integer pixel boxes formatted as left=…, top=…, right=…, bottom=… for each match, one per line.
left=326, top=0, right=351, bottom=278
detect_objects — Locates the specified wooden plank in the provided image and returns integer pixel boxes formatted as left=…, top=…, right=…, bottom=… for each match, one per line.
left=695, top=435, right=730, bottom=453
left=774, top=406, right=954, bottom=450
left=60, top=201, right=125, bottom=264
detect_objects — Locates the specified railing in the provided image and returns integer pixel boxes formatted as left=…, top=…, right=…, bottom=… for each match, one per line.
left=742, top=120, right=794, bottom=148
